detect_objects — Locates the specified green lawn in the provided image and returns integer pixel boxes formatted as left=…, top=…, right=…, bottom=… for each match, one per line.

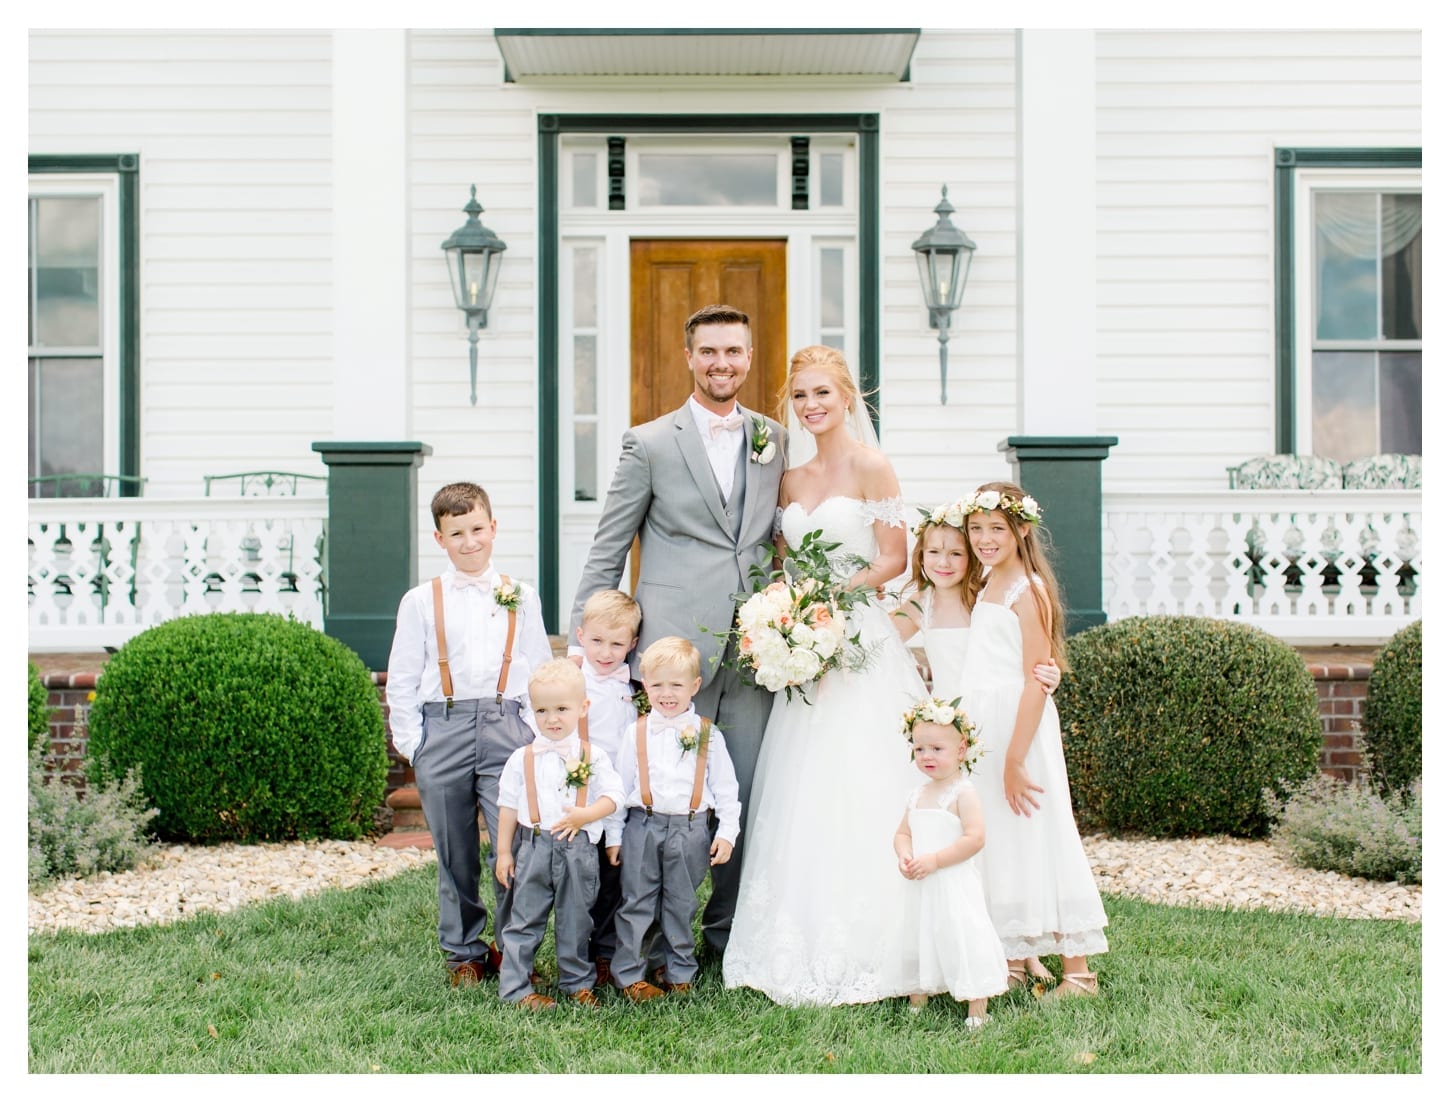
left=28, top=867, right=1420, bottom=1074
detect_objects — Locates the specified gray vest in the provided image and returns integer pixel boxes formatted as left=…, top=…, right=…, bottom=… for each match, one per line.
left=721, top=441, right=749, bottom=540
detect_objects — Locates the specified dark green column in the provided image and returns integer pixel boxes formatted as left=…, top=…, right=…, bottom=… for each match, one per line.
left=997, top=435, right=1117, bottom=635
left=311, top=441, right=432, bottom=670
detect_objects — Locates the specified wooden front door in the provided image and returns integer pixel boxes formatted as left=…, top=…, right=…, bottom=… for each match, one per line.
left=629, top=238, right=788, bottom=429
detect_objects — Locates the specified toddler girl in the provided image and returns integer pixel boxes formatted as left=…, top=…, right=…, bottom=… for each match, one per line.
left=893, top=697, right=1009, bottom=1028
left=955, top=482, right=1107, bottom=997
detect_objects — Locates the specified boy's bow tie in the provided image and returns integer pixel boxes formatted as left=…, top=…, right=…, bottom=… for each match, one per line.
left=453, top=572, right=492, bottom=589
left=592, top=664, right=631, bottom=684
left=649, top=714, right=696, bottom=736
left=709, top=412, right=745, bottom=438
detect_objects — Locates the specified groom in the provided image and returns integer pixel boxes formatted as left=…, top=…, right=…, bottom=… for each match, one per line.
left=569, top=303, right=786, bottom=953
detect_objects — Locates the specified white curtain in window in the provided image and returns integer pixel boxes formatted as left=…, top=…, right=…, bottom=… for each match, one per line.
left=1314, top=191, right=1422, bottom=256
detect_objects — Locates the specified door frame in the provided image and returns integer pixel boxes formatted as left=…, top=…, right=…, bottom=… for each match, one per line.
left=537, top=112, right=880, bottom=630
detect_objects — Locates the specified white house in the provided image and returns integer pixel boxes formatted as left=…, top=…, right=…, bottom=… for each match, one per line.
left=27, top=28, right=1421, bottom=662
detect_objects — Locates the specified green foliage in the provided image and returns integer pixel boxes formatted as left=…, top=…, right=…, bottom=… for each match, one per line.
left=29, top=662, right=52, bottom=752
left=86, top=613, right=388, bottom=844
left=29, top=743, right=157, bottom=887
left=1055, top=616, right=1321, bottom=837
left=1265, top=773, right=1421, bottom=884
left=1362, top=620, right=1421, bottom=796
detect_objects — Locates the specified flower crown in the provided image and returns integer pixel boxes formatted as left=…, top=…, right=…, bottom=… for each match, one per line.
left=901, top=696, right=983, bottom=772
left=912, top=489, right=1042, bottom=537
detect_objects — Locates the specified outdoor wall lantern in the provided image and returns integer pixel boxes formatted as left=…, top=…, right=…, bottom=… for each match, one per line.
left=441, top=185, right=508, bottom=405
left=911, top=185, right=977, bottom=404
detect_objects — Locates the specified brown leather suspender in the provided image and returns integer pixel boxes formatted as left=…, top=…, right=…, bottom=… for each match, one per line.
left=634, top=715, right=712, bottom=820
left=430, top=574, right=518, bottom=708
left=523, top=726, right=592, bottom=839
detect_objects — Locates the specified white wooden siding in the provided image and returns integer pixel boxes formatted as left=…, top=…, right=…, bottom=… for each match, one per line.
left=28, top=30, right=334, bottom=498
left=1095, top=28, right=1421, bottom=490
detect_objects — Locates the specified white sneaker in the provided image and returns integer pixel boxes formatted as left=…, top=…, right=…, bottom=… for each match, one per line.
left=964, top=1014, right=989, bottom=1030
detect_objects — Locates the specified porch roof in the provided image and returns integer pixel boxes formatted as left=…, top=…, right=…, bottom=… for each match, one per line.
left=494, top=28, right=920, bottom=82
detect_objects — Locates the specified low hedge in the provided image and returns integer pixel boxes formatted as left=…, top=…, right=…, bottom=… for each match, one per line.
left=1362, top=620, right=1421, bottom=796
left=29, top=662, right=51, bottom=752
left=1055, top=615, right=1321, bottom=837
left=86, top=613, right=388, bottom=844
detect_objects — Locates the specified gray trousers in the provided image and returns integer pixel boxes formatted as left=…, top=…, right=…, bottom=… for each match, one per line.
left=693, top=663, right=774, bottom=951
left=498, top=828, right=600, bottom=1001
left=612, top=807, right=712, bottom=986
left=414, top=697, right=532, bottom=961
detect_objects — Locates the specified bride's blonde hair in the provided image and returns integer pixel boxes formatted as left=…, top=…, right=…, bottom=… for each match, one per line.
left=776, top=344, right=862, bottom=425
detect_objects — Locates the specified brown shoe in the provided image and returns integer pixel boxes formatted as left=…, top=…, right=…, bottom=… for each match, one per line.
left=516, top=992, right=557, bottom=1011
left=447, top=961, right=487, bottom=986
left=619, top=980, right=665, bottom=1003
left=664, top=982, right=692, bottom=995
left=569, top=989, right=601, bottom=1008
left=485, top=943, right=504, bottom=976
left=595, top=958, right=613, bottom=988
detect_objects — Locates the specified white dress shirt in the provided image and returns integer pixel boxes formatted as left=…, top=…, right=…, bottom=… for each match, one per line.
left=582, top=660, right=639, bottom=763
left=687, top=395, right=746, bottom=499
left=497, top=735, right=625, bottom=846
left=603, top=706, right=741, bottom=848
left=384, top=565, right=554, bottom=764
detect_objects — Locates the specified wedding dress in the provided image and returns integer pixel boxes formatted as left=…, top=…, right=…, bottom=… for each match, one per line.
left=722, top=495, right=928, bottom=1006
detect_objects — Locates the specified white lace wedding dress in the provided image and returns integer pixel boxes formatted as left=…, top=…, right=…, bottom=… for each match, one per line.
left=722, top=496, right=928, bottom=1006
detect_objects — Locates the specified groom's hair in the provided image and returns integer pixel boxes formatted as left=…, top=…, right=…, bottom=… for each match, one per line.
left=684, top=304, right=751, bottom=350
left=639, top=636, right=701, bottom=680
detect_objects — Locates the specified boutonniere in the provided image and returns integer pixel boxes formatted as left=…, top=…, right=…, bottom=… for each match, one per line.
left=631, top=687, right=651, bottom=716
left=564, top=756, right=593, bottom=789
left=493, top=577, right=522, bottom=611
left=750, top=416, right=776, bottom=464
left=676, top=724, right=700, bottom=758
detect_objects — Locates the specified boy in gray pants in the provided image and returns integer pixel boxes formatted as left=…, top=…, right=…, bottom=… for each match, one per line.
left=495, top=660, right=624, bottom=1010
left=606, top=637, right=741, bottom=1002
left=385, top=482, right=553, bottom=985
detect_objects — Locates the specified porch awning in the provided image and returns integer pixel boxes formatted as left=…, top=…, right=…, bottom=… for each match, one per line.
left=494, top=28, right=920, bottom=82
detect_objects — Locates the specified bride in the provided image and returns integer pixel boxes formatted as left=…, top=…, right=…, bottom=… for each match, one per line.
left=721, top=345, right=928, bottom=1006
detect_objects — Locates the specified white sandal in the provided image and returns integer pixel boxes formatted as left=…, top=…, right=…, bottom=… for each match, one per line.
left=964, top=1014, right=990, bottom=1030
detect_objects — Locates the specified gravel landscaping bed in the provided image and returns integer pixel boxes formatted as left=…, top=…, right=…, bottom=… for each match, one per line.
left=28, top=832, right=1419, bottom=936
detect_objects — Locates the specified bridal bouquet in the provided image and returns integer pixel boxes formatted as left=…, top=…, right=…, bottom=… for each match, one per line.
left=718, top=530, right=879, bottom=702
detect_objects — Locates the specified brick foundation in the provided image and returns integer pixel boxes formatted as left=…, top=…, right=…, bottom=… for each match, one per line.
left=33, top=644, right=1380, bottom=796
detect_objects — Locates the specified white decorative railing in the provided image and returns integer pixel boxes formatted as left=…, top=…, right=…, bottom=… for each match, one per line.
left=1102, top=490, right=1421, bottom=644
left=28, top=497, right=328, bottom=650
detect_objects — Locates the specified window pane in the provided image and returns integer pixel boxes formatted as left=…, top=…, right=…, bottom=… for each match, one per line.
left=1380, top=351, right=1421, bottom=455
left=572, top=247, right=597, bottom=328
left=820, top=153, right=844, bottom=206
left=573, top=422, right=597, bottom=502
left=573, top=335, right=597, bottom=416
left=820, top=248, right=844, bottom=329
left=32, top=196, right=101, bottom=348
left=30, top=357, right=103, bottom=484
left=1314, top=192, right=1378, bottom=341
left=1311, top=351, right=1376, bottom=462
left=1381, top=193, right=1421, bottom=340
left=637, top=154, right=777, bottom=206
left=572, top=153, right=597, bottom=208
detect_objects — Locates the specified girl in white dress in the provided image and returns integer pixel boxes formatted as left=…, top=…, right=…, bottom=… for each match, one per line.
left=892, top=511, right=1061, bottom=989
left=955, top=482, right=1108, bottom=998
left=893, top=697, right=1009, bottom=1028
left=723, top=346, right=927, bottom=1007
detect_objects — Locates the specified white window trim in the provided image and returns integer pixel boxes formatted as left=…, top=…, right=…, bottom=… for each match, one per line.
left=27, top=172, right=122, bottom=477
left=1292, top=166, right=1422, bottom=454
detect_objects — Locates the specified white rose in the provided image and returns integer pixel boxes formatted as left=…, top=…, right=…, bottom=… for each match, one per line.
left=785, top=648, right=822, bottom=684
left=812, top=627, right=839, bottom=660
left=977, top=490, right=1001, bottom=511
left=789, top=622, right=815, bottom=647
left=758, top=667, right=790, bottom=693
left=930, top=704, right=956, bottom=725
left=943, top=504, right=964, bottom=527
left=1021, top=495, right=1040, bottom=518
left=931, top=505, right=947, bottom=524
left=756, top=441, right=777, bottom=464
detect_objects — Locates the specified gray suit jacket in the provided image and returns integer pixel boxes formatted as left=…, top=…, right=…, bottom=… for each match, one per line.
left=569, top=400, right=787, bottom=686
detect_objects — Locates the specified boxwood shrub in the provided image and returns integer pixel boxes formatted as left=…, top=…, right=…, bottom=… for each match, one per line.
left=1055, top=615, right=1321, bottom=837
left=86, top=613, right=388, bottom=844
left=29, top=662, right=51, bottom=752
left=1362, top=619, right=1421, bottom=797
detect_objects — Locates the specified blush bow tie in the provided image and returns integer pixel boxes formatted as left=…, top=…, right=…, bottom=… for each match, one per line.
left=591, top=664, right=632, bottom=684
left=453, top=572, right=493, bottom=589
left=709, top=412, right=745, bottom=439
left=531, top=734, right=577, bottom=759
left=649, top=714, right=697, bottom=736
